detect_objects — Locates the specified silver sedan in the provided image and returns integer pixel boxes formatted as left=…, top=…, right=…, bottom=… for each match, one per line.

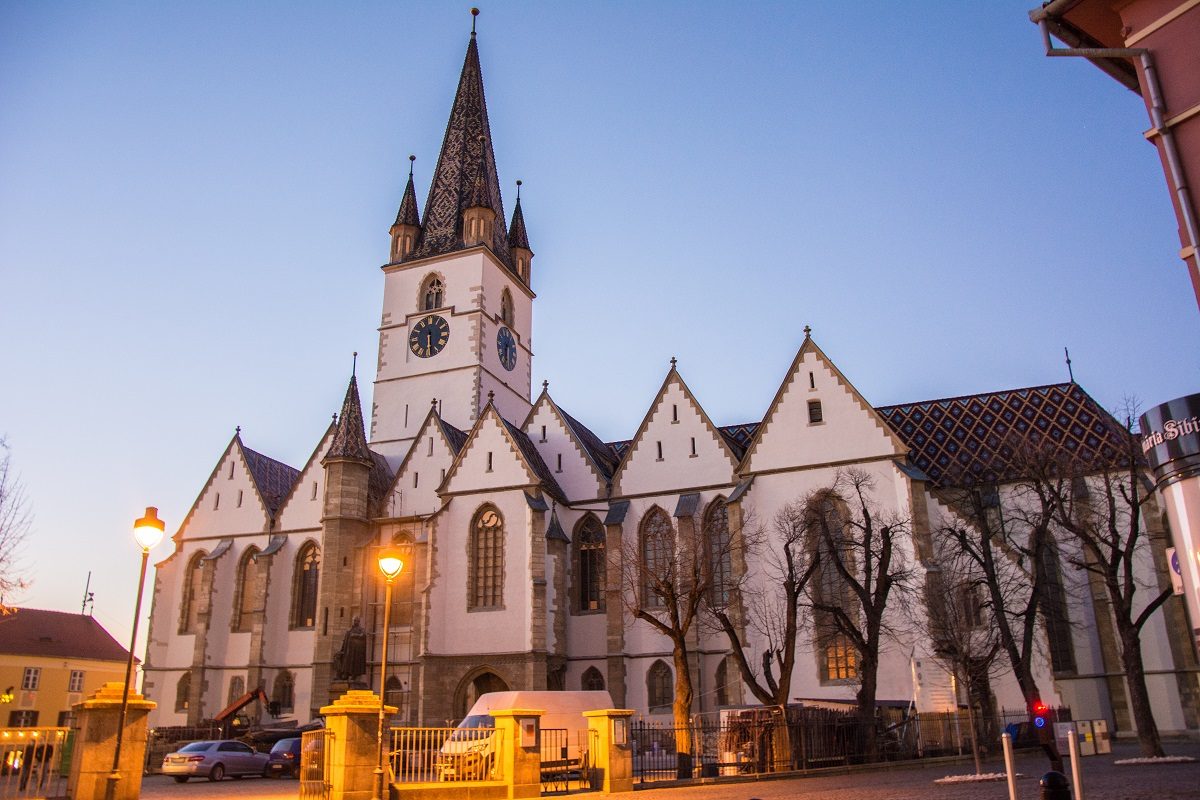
left=161, top=740, right=269, bottom=782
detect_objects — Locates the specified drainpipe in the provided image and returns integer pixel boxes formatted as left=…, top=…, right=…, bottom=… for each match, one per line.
left=1034, top=17, right=1200, bottom=311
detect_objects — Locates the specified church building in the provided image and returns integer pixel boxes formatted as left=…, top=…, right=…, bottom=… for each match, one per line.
left=142, top=25, right=1198, bottom=736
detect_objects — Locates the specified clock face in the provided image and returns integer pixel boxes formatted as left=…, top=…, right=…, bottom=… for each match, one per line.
left=409, top=314, right=449, bottom=358
left=496, top=326, right=517, bottom=371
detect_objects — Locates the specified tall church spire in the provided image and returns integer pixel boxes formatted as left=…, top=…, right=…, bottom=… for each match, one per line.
left=508, top=180, right=533, bottom=282
left=409, top=28, right=513, bottom=271
left=326, top=372, right=372, bottom=463
left=390, top=155, right=421, bottom=261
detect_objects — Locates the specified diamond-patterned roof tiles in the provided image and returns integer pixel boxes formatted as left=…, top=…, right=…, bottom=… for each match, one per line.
left=242, top=445, right=300, bottom=516
left=327, top=375, right=372, bottom=463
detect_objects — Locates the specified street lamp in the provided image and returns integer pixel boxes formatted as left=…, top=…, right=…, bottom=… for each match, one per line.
left=107, top=507, right=165, bottom=799
left=373, top=548, right=404, bottom=800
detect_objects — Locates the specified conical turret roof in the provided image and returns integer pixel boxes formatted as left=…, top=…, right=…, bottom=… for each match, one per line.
left=394, top=171, right=420, bottom=228
left=508, top=195, right=531, bottom=251
left=326, top=375, right=372, bottom=462
left=410, top=34, right=511, bottom=268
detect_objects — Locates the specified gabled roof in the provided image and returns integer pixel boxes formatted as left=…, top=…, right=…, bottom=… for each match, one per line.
left=242, top=445, right=300, bottom=516
left=272, top=421, right=336, bottom=517
left=559, top=407, right=619, bottom=480
left=367, top=450, right=395, bottom=516
left=718, top=422, right=760, bottom=461
left=408, top=33, right=512, bottom=271
left=383, top=404, right=465, bottom=507
left=437, top=416, right=469, bottom=454
left=876, top=382, right=1130, bottom=487
left=501, top=419, right=566, bottom=503
left=0, top=609, right=131, bottom=662
left=326, top=375, right=373, bottom=463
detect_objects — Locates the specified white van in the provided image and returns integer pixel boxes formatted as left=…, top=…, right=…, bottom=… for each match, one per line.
left=437, top=690, right=614, bottom=781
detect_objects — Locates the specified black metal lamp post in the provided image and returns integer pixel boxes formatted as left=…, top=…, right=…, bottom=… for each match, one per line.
left=373, top=549, right=404, bottom=800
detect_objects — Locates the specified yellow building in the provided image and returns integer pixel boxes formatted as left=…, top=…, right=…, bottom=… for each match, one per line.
left=0, top=609, right=129, bottom=727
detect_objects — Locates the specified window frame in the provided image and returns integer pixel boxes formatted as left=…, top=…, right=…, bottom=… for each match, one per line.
left=573, top=515, right=606, bottom=614
left=291, top=542, right=321, bottom=629
left=646, top=660, right=673, bottom=713
left=21, top=667, right=40, bottom=691
left=231, top=546, right=260, bottom=632
left=468, top=505, right=505, bottom=611
left=421, top=274, right=446, bottom=311
left=639, top=508, right=673, bottom=610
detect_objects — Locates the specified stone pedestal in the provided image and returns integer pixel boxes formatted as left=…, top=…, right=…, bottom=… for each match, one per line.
left=67, top=681, right=156, bottom=800
left=321, top=690, right=397, bottom=800
left=583, top=709, right=634, bottom=794
left=489, top=709, right=543, bottom=799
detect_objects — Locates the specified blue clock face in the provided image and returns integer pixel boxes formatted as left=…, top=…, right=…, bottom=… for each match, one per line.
left=496, top=326, right=517, bottom=371
left=409, top=315, right=449, bottom=358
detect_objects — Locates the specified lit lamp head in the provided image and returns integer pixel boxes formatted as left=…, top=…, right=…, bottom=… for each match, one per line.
left=133, top=506, right=166, bottom=552
left=377, top=549, right=404, bottom=581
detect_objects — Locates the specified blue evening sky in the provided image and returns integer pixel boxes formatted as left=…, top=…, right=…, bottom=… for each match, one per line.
left=2, top=1, right=1196, bottom=649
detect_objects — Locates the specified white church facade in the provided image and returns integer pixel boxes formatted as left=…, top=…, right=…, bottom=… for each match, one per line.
left=141, top=27, right=1198, bottom=736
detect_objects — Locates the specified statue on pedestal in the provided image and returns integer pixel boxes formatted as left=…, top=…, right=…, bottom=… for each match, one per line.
left=333, top=616, right=368, bottom=687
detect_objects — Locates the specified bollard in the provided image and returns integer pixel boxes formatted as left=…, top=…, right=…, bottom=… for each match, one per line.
left=1002, top=732, right=1018, bottom=800
left=1067, top=725, right=1084, bottom=800
left=1040, top=771, right=1070, bottom=800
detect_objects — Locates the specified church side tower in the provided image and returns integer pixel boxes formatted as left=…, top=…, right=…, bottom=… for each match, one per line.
left=371, top=28, right=535, bottom=467
left=311, top=374, right=375, bottom=713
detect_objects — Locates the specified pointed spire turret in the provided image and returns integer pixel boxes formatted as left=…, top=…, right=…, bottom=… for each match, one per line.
left=326, top=373, right=372, bottom=463
left=508, top=180, right=533, bottom=283
left=390, top=156, right=421, bottom=262
left=409, top=27, right=512, bottom=269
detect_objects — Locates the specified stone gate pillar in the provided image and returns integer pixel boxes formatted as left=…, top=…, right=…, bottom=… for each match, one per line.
left=67, top=682, right=156, bottom=800
left=583, top=708, right=634, bottom=794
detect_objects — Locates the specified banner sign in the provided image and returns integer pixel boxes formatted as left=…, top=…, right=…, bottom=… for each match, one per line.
left=1139, top=393, right=1200, bottom=484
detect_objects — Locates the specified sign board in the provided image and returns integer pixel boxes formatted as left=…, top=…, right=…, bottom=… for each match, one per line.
left=1053, top=722, right=1075, bottom=755
left=1167, top=547, right=1185, bottom=595
left=1140, top=394, right=1200, bottom=484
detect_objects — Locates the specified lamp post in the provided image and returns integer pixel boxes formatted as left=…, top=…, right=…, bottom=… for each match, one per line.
left=107, top=506, right=165, bottom=800
left=373, top=549, right=404, bottom=800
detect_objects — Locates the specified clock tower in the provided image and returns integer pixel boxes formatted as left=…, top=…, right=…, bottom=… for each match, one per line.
left=370, top=29, right=535, bottom=468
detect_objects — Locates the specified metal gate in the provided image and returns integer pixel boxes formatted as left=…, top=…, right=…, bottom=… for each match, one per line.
left=0, top=728, right=70, bottom=800
left=298, top=729, right=331, bottom=800
left=540, top=728, right=599, bottom=795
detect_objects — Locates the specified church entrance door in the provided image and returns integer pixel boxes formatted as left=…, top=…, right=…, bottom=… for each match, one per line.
left=454, top=670, right=509, bottom=720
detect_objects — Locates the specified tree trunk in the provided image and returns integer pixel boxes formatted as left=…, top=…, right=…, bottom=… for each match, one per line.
left=855, top=652, right=879, bottom=762
left=671, top=644, right=694, bottom=779
left=965, top=690, right=982, bottom=775
left=1121, top=631, right=1167, bottom=757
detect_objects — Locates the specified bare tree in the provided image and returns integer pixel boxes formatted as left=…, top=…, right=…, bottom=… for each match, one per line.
left=1042, top=414, right=1171, bottom=757
left=0, top=438, right=31, bottom=613
left=616, top=501, right=747, bottom=778
left=807, top=469, right=916, bottom=760
left=935, top=442, right=1070, bottom=771
left=924, top=535, right=1006, bottom=774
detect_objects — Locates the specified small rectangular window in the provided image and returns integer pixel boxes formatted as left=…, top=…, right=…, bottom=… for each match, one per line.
left=413, top=472, right=419, bottom=489
left=236, top=489, right=243, bottom=508
left=21, top=667, right=40, bottom=691
left=690, top=437, right=696, bottom=456
left=556, top=453, right=562, bottom=473
left=214, top=492, right=220, bottom=510
left=68, top=670, right=84, bottom=693
left=8, top=710, right=38, bottom=728
left=228, top=462, right=235, bottom=479
left=311, top=481, right=318, bottom=500
left=441, top=468, right=446, bottom=481
left=808, top=400, right=823, bottom=424
left=540, top=425, right=547, bottom=442
left=404, top=403, right=409, bottom=427
left=809, top=371, right=815, bottom=389
left=656, top=441, right=663, bottom=460
left=486, top=452, right=493, bottom=472
left=671, top=404, right=678, bottom=423
left=428, top=436, right=434, bottom=456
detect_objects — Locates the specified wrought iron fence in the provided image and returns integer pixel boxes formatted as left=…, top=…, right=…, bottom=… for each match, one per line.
left=632, top=705, right=1071, bottom=783
left=539, top=727, right=599, bottom=795
left=0, top=728, right=70, bottom=800
left=388, top=726, right=498, bottom=783
left=298, top=729, right=331, bottom=800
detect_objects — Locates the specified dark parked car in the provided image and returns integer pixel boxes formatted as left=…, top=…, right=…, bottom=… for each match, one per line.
left=266, top=738, right=301, bottom=778
left=161, top=740, right=270, bottom=782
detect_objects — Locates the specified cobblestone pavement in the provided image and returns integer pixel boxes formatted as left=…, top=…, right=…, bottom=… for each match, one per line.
left=138, top=741, right=1200, bottom=800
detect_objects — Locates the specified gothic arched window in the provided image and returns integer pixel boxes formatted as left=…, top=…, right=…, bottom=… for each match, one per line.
left=422, top=276, right=445, bottom=311
left=273, top=670, right=295, bottom=714
left=469, top=506, right=504, bottom=610
left=500, top=288, right=514, bottom=326
left=581, top=666, right=605, bottom=691
left=808, top=494, right=858, bottom=682
left=574, top=515, right=605, bottom=613
left=292, top=542, right=320, bottom=629
left=703, top=499, right=732, bottom=608
left=647, top=660, right=673, bottom=712
left=715, top=655, right=737, bottom=707
left=231, top=546, right=259, bottom=632
left=639, top=508, right=673, bottom=609
left=175, top=672, right=190, bottom=713
left=227, top=675, right=245, bottom=707
left=179, top=552, right=206, bottom=634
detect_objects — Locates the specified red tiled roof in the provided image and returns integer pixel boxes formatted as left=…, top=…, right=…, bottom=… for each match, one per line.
left=0, top=608, right=131, bottom=662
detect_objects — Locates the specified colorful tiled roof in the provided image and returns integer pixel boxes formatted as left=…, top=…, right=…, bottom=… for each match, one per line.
left=393, top=171, right=421, bottom=228
left=0, top=609, right=131, bottom=662
left=408, top=35, right=512, bottom=271
left=242, top=446, right=300, bottom=516
left=327, top=375, right=373, bottom=463
left=719, top=422, right=760, bottom=460
left=508, top=196, right=530, bottom=251
left=876, top=382, right=1130, bottom=487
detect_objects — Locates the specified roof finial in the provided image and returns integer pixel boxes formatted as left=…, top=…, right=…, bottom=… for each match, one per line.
left=332, top=413, right=337, bottom=424
left=408, top=154, right=415, bottom=177
left=236, top=425, right=241, bottom=435
left=431, top=397, right=438, bottom=409
left=352, top=351, right=358, bottom=377
left=471, top=7, right=479, bottom=35
left=542, top=379, right=549, bottom=392
left=487, top=389, right=495, bottom=403
left=670, top=356, right=677, bottom=369
left=1064, top=347, right=1074, bottom=382
left=803, top=325, right=812, bottom=338
left=516, top=179, right=522, bottom=200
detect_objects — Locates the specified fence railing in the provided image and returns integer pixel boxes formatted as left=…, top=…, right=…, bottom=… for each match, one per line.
left=0, top=728, right=70, bottom=800
left=539, top=727, right=599, bottom=795
left=632, top=706, right=1071, bottom=783
left=389, top=726, right=498, bottom=783
left=298, top=729, right=331, bottom=800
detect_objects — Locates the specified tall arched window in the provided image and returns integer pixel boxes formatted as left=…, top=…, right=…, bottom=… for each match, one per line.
left=500, top=288, right=514, bottom=326
left=422, top=276, right=444, bottom=310
left=231, top=547, right=259, bottom=632
left=639, top=508, right=673, bottom=609
left=179, top=552, right=207, bottom=634
left=292, top=542, right=320, bottom=629
left=703, top=499, right=732, bottom=608
left=581, top=666, right=605, bottom=691
left=385, top=675, right=406, bottom=719
left=715, top=655, right=739, bottom=707
left=574, top=515, right=605, bottom=613
left=227, top=675, right=245, bottom=706
left=647, top=660, right=673, bottom=712
left=809, top=494, right=858, bottom=682
left=469, top=506, right=504, bottom=610
left=273, top=670, right=295, bottom=714
left=175, top=672, right=191, bottom=713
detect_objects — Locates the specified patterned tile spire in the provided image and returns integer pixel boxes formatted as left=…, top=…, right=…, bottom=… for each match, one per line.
left=508, top=180, right=531, bottom=251
left=409, top=31, right=512, bottom=268
left=394, top=155, right=420, bottom=227
left=327, top=367, right=372, bottom=463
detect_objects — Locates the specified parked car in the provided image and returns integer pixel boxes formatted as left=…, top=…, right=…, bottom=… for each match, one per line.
left=266, top=738, right=301, bottom=778
left=161, top=740, right=270, bottom=782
